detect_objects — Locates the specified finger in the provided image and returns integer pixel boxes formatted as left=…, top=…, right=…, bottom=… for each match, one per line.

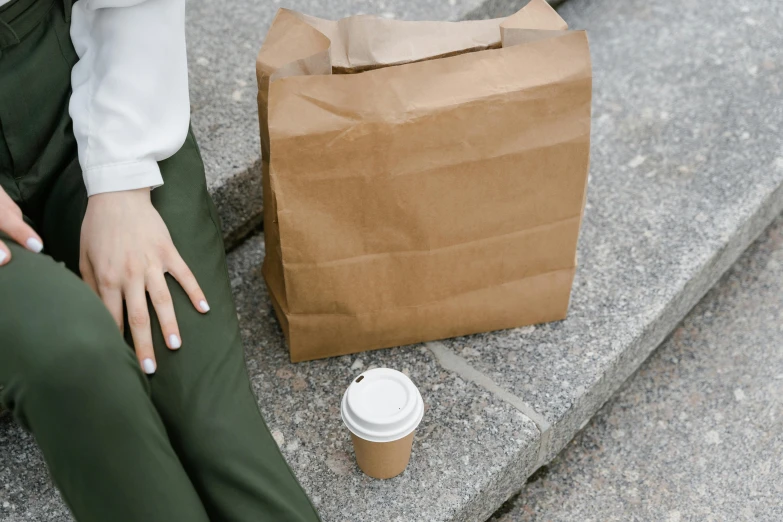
left=0, top=240, right=9, bottom=266
left=79, top=255, right=99, bottom=293
left=0, top=205, right=43, bottom=253
left=101, top=286, right=125, bottom=335
left=125, top=283, right=156, bottom=375
left=80, top=257, right=124, bottom=334
left=166, top=252, right=209, bottom=314
left=147, top=270, right=181, bottom=350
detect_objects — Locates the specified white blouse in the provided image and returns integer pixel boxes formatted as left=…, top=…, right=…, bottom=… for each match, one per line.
left=1, top=0, right=190, bottom=196
left=69, top=0, right=190, bottom=196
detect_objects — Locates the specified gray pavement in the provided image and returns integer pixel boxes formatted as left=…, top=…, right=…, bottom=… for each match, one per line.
left=191, top=0, right=783, bottom=517
left=3, top=0, right=783, bottom=521
left=441, top=0, right=783, bottom=466
left=489, top=215, right=783, bottom=522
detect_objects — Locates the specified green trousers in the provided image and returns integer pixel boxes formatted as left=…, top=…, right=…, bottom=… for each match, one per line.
left=0, top=1, right=321, bottom=521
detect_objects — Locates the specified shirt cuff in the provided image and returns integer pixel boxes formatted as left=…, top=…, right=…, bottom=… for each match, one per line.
left=82, top=159, right=164, bottom=196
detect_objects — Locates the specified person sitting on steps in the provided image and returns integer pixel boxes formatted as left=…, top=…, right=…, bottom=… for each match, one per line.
left=0, top=0, right=321, bottom=520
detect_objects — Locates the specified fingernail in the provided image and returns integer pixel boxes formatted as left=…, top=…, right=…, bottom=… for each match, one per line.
left=0, top=251, right=6, bottom=264
left=168, top=334, right=181, bottom=349
left=199, top=300, right=210, bottom=312
left=142, top=358, right=156, bottom=375
left=26, top=238, right=43, bottom=253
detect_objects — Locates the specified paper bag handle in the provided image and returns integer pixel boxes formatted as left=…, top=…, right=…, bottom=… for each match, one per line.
left=257, top=0, right=568, bottom=80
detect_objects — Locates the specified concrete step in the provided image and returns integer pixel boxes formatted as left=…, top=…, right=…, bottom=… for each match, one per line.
left=3, top=0, right=783, bottom=521
left=489, top=213, right=783, bottom=522
left=191, top=0, right=561, bottom=247
left=166, top=0, right=783, bottom=518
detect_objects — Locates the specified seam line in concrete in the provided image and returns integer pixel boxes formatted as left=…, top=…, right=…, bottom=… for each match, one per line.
left=425, top=341, right=552, bottom=467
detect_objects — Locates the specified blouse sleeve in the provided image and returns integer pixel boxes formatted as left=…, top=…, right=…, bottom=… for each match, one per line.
left=69, top=0, right=190, bottom=196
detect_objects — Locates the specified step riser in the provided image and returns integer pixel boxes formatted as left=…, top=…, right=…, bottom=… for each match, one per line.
left=210, top=160, right=263, bottom=250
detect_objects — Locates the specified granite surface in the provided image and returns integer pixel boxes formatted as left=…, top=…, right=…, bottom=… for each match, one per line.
left=490, top=214, right=783, bottom=522
left=188, top=0, right=547, bottom=246
left=435, top=0, right=783, bottom=463
left=3, top=0, right=783, bottom=521
left=231, top=238, right=542, bottom=522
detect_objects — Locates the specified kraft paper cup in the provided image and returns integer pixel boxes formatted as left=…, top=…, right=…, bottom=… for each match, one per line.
left=341, top=368, right=424, bottom=479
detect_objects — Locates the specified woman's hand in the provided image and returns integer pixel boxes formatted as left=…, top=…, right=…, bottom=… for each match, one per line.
left=0, top=186, right=44, bottom=265
left=80, top=188, right=210, bottom=375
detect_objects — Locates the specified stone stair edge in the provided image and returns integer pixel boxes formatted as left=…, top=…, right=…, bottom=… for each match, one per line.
left=235, top=178, right=783, bottom=521
left=199, top=0, right=783, bottom=519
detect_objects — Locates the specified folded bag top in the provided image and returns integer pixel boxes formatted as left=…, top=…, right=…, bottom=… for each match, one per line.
left=256, top=0, right=591, bottom=362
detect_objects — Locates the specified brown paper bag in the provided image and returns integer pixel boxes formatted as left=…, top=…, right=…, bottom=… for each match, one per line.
left=256, top=0, right=591, bottom=362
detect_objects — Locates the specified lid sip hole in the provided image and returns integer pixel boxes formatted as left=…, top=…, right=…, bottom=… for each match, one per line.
left=355, top=375, right=364, bottom=383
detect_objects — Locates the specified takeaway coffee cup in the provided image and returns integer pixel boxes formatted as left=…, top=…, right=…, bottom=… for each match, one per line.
left=341, top=368, right=424, bottom=479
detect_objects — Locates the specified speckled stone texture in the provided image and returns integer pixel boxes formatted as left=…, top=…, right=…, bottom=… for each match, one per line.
left=489, top=214, right=783, bottom=522
left=3, top=0, right=783, bottom=520
left=0, top=236, right=541, bottom=522
left=189, top=0, right=560, bottom=246
left=436, top=0, right=783, bottom=464
left=234, top=239, right=542, bottom=522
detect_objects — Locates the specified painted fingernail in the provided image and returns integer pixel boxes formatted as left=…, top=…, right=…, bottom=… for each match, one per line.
left=168, top=334, right=181, bottom=349
left=26, top=238, right=43, bottom=253
left=0, top=251, right=7, bottom=264
left=199, top=300, right=210, bottom=312
left=142, top=358, right=156, bottom=375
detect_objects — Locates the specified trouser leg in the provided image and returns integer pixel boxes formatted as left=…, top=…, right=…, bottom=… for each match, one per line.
left=0, top=239, right=211, bottom=522
left=144, top=133, right=320, bottom=521
left=41, top=130, right=322, bottom=522
left=1, top=0, right=319, bottom=514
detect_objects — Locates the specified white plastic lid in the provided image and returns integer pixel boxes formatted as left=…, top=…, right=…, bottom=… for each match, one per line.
left=341, top=368, right=424, bottom=443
